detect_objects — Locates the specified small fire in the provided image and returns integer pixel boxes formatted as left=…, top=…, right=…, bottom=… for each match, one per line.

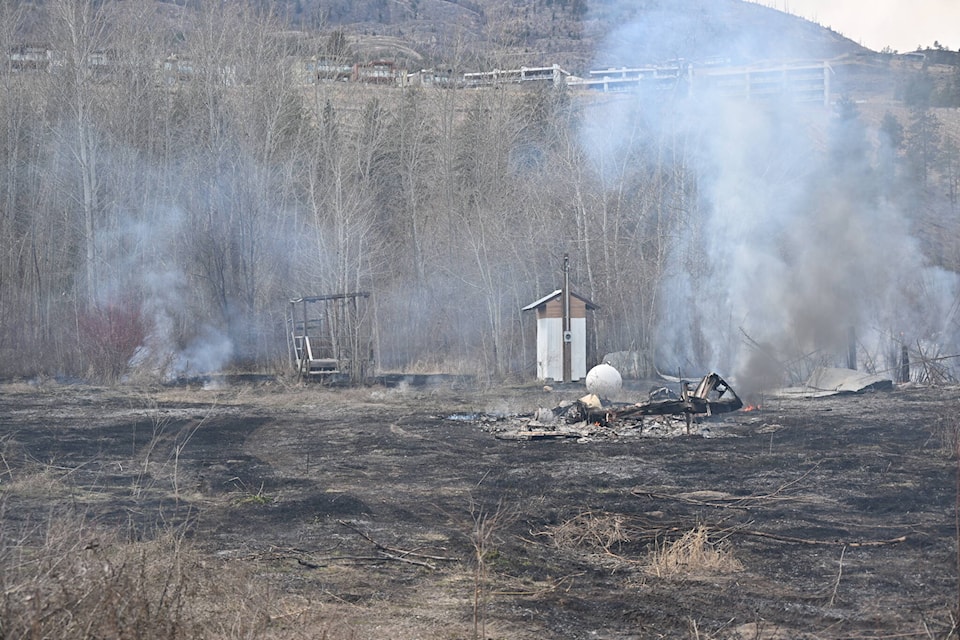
left=743, top=404, right=761, bottom=412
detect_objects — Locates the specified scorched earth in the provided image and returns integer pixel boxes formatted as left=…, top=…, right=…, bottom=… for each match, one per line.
left=0, top=377, right=957, bottom=639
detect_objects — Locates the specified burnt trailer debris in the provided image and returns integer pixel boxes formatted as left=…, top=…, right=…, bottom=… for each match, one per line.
left=567, top=372, right=744, bottom=430
left=619, top=372, right=741, bottom=420
left=478, top=372, right=745, bottom=441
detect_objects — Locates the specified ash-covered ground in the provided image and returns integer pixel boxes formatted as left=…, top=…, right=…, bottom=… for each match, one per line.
left=1, top=378, right=958, bottom=639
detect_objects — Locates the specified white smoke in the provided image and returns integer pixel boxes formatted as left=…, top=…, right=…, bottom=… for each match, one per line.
left=168, top=324, right=234, bottom=378
left=107, top=205, right=235, bottom=381
left=582, top=1, right=960, bottom=395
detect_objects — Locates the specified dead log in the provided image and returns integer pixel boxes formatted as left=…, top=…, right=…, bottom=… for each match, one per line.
left=337, top=519, right=458, bottom=569
left=731, top=528, right=907, bottom=547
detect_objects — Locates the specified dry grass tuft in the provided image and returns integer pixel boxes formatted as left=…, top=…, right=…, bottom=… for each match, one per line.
left=542, top=511, right=631, bottom=553
left=648, top=525, right=742, bottom=578
left=0, top=512, right=311, bottom=639
left=934, top=405, right=960, bottom=455
left=1, top=468, right=72, bottom=498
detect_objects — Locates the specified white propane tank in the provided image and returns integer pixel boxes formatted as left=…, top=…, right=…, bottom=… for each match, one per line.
left=585, top=363, right=622, bottom=399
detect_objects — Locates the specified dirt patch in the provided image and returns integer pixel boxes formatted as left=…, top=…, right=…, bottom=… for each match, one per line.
left=1, top=379, right=959, bottom=639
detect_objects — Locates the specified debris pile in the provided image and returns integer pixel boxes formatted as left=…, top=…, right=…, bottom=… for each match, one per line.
left=467, top=372, right=745, bottom=441
left=773, top=366, right=894, bottom=399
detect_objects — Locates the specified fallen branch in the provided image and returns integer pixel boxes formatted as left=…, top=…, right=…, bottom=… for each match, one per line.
left=650, top=520, right=907, bottom=548
left=632, top=490, right=742, bottom=508
left=632, top=465, right=821, bottom=510
left=337, top=519, right=458, bottom=569
left=732, top=529, right=906, bottom=547
left=632, top=488, right=807, bottom=509
left=491, top=572, right=584, bottom=597
left=732, top=465, right=819, bottom=503
left=828, top=546, right=845, bottom=607
left=261, top=551, right=437, bottom=569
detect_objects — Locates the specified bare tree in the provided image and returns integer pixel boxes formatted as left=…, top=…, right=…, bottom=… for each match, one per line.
left=46, top=0, right=112, bottom=304
left=391, top=86, right=436, bottom=285
left=0, top=2, right=47, bottom=373
left=304, top=93, right=386, bottom=299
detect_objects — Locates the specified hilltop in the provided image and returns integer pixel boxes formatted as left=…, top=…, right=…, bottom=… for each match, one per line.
left=280, top=0, right=873, bottom=73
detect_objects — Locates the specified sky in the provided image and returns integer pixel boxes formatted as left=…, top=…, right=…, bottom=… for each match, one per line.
left=753, top=1, right=960, bottom=53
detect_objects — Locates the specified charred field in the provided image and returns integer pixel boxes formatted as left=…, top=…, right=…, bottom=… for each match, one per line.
left=1, top=378, right=960, bottom=639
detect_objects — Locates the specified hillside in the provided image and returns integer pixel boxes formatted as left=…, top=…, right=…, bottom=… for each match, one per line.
left=11, top=0, right=870, bottom=75
left=281, top=0, right=873, bottom=73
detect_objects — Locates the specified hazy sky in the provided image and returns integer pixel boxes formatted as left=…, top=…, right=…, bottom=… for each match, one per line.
left=754, top=1, right=960, bottom=52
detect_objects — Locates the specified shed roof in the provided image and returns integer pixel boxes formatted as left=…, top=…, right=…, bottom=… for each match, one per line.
left=522, top=289, right=600, bottom=311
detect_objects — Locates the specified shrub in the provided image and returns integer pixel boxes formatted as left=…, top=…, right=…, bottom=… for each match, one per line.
left=76, top=302, right=146, bottom=382
left=0, top=515, right=269, bottom=640
left=648, top=525, right=743, bottom=578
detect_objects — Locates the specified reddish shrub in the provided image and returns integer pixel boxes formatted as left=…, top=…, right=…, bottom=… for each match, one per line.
left=77, top=302, right=146, bottom=382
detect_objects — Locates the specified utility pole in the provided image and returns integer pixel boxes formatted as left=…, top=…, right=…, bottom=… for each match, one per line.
left=562, top=253, right=571, bottom=383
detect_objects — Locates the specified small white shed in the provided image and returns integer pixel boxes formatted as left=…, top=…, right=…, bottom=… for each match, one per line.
left=522, top=289, right=599, bottom=382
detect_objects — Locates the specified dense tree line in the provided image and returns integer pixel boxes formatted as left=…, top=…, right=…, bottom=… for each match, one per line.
left=0, top=0, right=955, bottom=384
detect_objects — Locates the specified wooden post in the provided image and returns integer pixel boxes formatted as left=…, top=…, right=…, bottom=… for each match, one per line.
left=900, top=345, right=910, bottom=383
left=847, top=326, right=857, bottom=370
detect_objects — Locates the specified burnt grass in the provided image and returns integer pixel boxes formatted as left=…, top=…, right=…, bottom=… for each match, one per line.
left=2, top=378, right=960, bottom=639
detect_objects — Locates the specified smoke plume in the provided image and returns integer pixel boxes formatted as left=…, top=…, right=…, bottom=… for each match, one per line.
left=583, top=0, right=960, bottom=397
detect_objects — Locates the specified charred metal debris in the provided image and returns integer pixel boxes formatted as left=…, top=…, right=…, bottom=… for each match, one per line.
left=455, top=373, right=745, bottom=441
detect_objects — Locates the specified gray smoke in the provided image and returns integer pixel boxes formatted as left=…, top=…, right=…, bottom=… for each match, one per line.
left=583, top=1, right=960, bottom=396
left=111, top=205, right=234, bottom=381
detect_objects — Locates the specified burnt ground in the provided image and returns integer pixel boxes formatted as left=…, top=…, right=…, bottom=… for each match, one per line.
left=1, top=377, right=960, bottom=639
